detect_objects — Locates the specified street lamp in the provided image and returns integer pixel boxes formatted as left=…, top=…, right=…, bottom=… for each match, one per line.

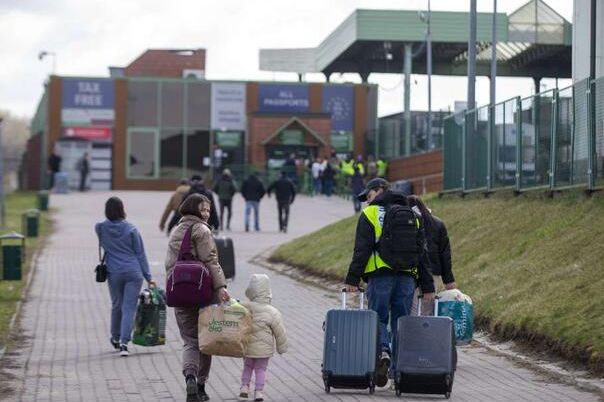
left=419, top=0, right=433, bottom=151
left=38, top=50, right=57, bottom=74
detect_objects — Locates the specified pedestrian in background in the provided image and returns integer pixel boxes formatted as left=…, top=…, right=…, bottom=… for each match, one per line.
left=165, top=193, right=229, bottom=402
left=213, top=169, right=237, bottom=231
left=241, top=172, right=266, bottom=232
left=311, top=157, right=323, bottom=195
left=366, top=155, right=378, bottom=180
left=267, top=171, right=296, bottom=233
left=159, top=178, right=191, bottom=235
left=186, top=174, right=220, bottom=231
left=350, top=167, right=365, bottom=213
left=47, top=147, right=61, bottom=189
left=77, top=152, right=89, bottom=191
left=322, top=162, right=335, bottom=197
left=96, top=197, right=155, bottom=357
left=239, top=274, right=288, bottom=402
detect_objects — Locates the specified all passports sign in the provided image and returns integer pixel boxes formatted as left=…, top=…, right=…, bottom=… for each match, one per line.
left=61, top=78, right=115, bottom=125
left=258, top=84, right=309, bottom=113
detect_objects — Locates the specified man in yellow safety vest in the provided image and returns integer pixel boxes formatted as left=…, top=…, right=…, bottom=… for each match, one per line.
left=344, top=178, right=435, bottom=388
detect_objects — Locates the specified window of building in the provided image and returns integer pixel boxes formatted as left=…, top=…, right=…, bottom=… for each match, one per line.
left=331, top=131, right=353, bottom=153
left=161, top=82, right=184, bottom=128
left=187, top=130, right=211, bottom=177
left=127, top=81, right=158, bottom=127
left=187, top=83, right=211, bottom=128
left=160, top=129, right=185, bottom=178
left=127, top=129, right=158, bottom=179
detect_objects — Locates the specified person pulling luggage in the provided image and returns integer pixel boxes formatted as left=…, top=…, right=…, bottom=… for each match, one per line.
left=344, top=178, right=434, bottom=388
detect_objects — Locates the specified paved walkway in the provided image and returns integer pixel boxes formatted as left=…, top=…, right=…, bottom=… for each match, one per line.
left=1, top=191, right=598, bottom=401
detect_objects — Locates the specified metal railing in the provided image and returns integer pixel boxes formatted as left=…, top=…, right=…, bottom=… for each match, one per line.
left=443, top=77, right=604, bottom=193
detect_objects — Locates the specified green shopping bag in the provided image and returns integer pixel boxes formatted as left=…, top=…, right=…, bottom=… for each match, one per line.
left=132, top=287, right=167, bottom=347
left=438, top=299, right=474, bottom=345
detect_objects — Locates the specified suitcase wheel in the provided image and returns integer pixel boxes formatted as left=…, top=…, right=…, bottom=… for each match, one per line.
left=369, top=382, right=375, bottom=395
left=395, top=387, right=401, bottom=397
left=324, top=384, right=330, bottom=394
left=445, top=391, right=451, bottom=399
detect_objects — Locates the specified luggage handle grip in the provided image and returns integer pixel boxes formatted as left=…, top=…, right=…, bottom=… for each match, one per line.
left=341, top=287, right=365, bottom=310
left=417, top=294, right=439, bottom=316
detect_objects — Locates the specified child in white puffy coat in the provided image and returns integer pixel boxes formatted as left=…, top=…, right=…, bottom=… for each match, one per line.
left=239, top=274, right=288, bottom=402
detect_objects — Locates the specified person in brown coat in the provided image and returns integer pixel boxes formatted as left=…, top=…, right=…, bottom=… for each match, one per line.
left=159, top=178, right=190, bottom=235
left=165, top=193, right=229, bottom=401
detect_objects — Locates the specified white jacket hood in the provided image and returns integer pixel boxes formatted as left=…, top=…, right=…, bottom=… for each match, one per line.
left=245, top=274, right=272, bottom=304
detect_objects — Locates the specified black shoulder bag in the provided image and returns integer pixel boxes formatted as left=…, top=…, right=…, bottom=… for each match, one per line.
left=95, top=227, right=108, bottom=282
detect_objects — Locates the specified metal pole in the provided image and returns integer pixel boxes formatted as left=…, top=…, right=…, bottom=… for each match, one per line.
left=468, top=0, right=477, bottom=110
left=490, top=0, right=497, bottom=106
left=427, top=0, right=433, bottom=151
left=404, top=43, right=412, bottom=156
left=0, top=117, right=4, bottom=227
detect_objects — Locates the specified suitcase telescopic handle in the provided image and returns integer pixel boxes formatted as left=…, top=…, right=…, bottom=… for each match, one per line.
left=417, top=294, right=439, bottom=316
left=341, top=288, right=365, bottom=310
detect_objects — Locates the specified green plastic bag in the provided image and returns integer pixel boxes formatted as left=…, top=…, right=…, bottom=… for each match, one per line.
left=132, top=288, right=167, bottom=347
left=438, top=300, right=474, bottom=345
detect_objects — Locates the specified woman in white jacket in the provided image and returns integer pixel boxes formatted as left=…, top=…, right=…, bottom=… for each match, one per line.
left=239, top=274, right=288, bottom=402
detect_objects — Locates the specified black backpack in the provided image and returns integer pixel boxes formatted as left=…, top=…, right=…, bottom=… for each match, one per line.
left=377, top=204, right=421, bottom=270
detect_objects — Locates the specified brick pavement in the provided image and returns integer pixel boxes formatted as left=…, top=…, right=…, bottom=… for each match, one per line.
left=1, top=191, right=598, bottom=402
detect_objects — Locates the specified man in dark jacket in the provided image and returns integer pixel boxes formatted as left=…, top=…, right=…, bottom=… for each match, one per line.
left=47, top=149, right=62, bottom=189
left=184, top=175, right=220, bottom=230
left=344, top=178, right=434, bottom=388
left=213, top=169, right=237, bottom=231
left=241, top=173, right=266, bottom=232
left=267, top=171, right=296, bottom=233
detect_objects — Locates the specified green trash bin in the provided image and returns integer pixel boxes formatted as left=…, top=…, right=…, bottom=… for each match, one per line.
left=0, top=232, right=25, bottom=280
left=37, top=191, right=49, bottom=212
left=22, top=209, right=40, bottom=238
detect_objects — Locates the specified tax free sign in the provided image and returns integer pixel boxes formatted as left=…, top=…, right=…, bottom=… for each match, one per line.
left=61, top=78, right=115, bottom=125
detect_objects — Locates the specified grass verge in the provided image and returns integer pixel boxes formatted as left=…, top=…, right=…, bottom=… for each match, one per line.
left=270, top=191, right=604, bottom=375
left=0, top=192, right=51, bottom=350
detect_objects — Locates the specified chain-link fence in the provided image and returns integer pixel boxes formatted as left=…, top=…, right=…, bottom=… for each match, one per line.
left=443, top=78, right=603, bottom=193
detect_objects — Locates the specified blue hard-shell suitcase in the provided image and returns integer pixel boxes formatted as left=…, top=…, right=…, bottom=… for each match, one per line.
left=394, top=298, right=457, bottom=399
left=322, top=289, right=379, bottom=394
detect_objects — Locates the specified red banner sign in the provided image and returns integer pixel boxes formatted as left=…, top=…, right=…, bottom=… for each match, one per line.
left=63, top=127, right=112, bottom=140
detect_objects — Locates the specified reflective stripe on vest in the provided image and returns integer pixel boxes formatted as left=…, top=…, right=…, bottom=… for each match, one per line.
left=362, top=204, right=419, bottom=277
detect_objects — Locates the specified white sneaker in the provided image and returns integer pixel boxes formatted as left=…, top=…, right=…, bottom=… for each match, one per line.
left=254, top=390, right=264, bottom=401
left=239, top=385, right=249, bottom=399
left=119, top=344, right=129, bottom=357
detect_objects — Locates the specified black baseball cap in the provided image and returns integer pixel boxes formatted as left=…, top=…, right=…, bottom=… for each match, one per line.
left=357, top=178, right=390, bottom=202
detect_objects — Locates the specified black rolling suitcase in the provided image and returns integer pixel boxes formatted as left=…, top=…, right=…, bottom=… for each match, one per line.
left=394, top=297, right=457, bottom=399
left=213, top=235, right=235, bottom=279
left=322, top=289, right=379, bottom=394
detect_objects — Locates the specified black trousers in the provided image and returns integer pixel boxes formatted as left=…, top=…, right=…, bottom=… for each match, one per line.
left=277, top=202, right=290, bottom=231
left=79, top=171, right=88, bottom=191
left=219, top=199, right=233, bottom=230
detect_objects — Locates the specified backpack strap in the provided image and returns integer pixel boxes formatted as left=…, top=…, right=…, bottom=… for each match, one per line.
left=177, top=224, right=196, bottom=260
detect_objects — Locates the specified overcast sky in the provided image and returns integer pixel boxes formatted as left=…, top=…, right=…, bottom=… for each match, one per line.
left=0, top=0, right=573, bottom=120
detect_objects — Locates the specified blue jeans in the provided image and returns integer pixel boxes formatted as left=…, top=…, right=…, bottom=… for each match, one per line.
left=107, top=271, right=143, bottom=344
left=367, top=274, right=416, bottom=369
left=245, top=201, right=260, bottom=230
left=313, top=178, right=322, bottom=195
left=323, top=180, right=334, bottom=196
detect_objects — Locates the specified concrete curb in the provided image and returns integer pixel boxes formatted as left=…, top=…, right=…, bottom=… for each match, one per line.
left=251, top=251, right=604, bottom=399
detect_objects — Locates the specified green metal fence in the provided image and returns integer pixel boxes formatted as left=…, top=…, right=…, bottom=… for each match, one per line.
left=443, top=77, right=604, bottom=193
